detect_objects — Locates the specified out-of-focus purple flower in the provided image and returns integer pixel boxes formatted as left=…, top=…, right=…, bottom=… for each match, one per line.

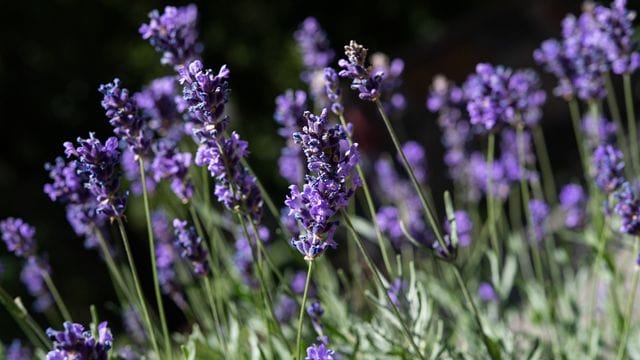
left=371, top=53, right=406, bottom=116
left=294, top=17, right=335, bottom=82
left=582, top=113, right=617, bottom=148
left=278, top=146, right=305, bottom=185
left=196, top=132, right=263, bottom=221
left=21, top=256, right=52, bottom=313
left=464, top=63, right=546, bottom=130
left=559, top=183, right=587, bottom=230
left=116, top=346, right=141, bottom=360
left=291, top=270, right=316, bottom=297
left=64, top=134, right=127, bottom=219
left=387, top=278, right=408, bottom=307
left=444, top=210, right=473, bottom=247
left=46, top=321, right=113, bottom=360
left=399, top=141, right=427, bottom=183
left=6, top=339, right=31, bottom=360
left=594, top=0, right=640, bottom=75
left=233, top=224, right=269, bottom=288
left=306, top=343, right=336, bottom=360
left=528, top=199, right=550, bottom=242
left=134, top=76, right=183, bottom=139
left=614, top=182, right=640, bottom=235
left=151, top=139, right=193, bottom=203
left=153, top=212, right=187, bottom=310
left=121, top=147, right=156, bottom=196
left=533, top=5, right=609, bottom=100
left=275, top=90, right=308, bottom=138
left=500, top=128, right=536, bottom=182
left=274, top=295, right=298, bottom=324
left=592, top=144, right=625, bottom=194
left=285, top=109, right=360, bottom=260
left=99, top=79, right=151, bottom=155
left=139, top=4, right=201, bottom=67
left=324, top=68, right=343, bottom=115
left=468, top=152, right=511, bottom=201
left=307, top=301, right=325, bottom=336
left=122, top=306, right=146, bottom=345
left=338, top=41, right=384, bottom=101
left=173, top=219, right=209, bottom=277
left=0, top=218, right=37, bottom=258
left=178, top=60, right=230, bottom=137
left=478, top=282, right=497, bottom=302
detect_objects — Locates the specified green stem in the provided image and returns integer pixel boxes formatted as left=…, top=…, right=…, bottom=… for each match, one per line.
left=532, top=125, right=557, bottom=204
left=451, top=266, right=501, bottom=360
left=374, top=100, right=447, bottom=255
left=295, top=260, right=313, bottom=360
left=139, top=158, right=172, bottom=359
left=342, top=213, right=426, bottom=360
left=623, top=73, right=639, bottom=175
left=95, top=228, right=134, bottom=303
left=41, top=271, right=72, bottom=321
left=616, top=237, right=640, bottom=360
left=486, top=133, right=501, bottom=264
left=0, top=285, right=50, bottom=350
left=338, top=113, right=394, bottom=276
left=568, top=99, right=589, bottom=175
left=605, top=72, right=629, bottom=163
left=203, top=276, right=226, bottom=348
left=114, top=216, right=160, bottom=357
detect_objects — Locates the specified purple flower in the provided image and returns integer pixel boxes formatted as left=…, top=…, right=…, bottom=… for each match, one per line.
left=528, top=199, right=549, bottom=242
left=468, top=152, right=511, bottom=201
left=274, top=295, right=298, bottom=324
left=173, top=219, right=209, bottom=277
left=121, top=147, right=156, bottom=196
left=134, top=76, right=183, bottom=139
left=306, top=343, right=336, bottom=360
left=233, top=224, right=269, bottom=288
left=371, top=53, right=406, bottom=115
left=0, top=218, right=37, bottom=258
left=151, top=140, right=194, bottom=203
left=294, top=17, right=335, bottom=82
left=324, top=68, right=343, bottom=115
left=614, top=182, right=640, bottom=236
left=594, top=0, right=640, bottom=75
left=63, top=134, right=127, bottom=219
left=500, top=128, right=535, bottom=182
left=387, top=278, right=408, bottom=307
left=592, top=144, right=625, bottom=194
left=399, top=141, right=427, bottom=183
left=122, top=306, right=146, bottom=345
left=559, top=183, right=587, bottom=230
left=464, top=63, right=545, bottom=130
left=275, top=90, right=308, bottom=138
left=6, top=340, right=31, bottom=360
left=285, top=109, right=360, bottom=260
left=99, top=79, right=151, bottom=155
left=153, top=211, right=186, bottom=310
left=139, top=4, right=201, bottom=67
left=338, top=41, right=384, bottom=101
left=21, top=256, right=52, bottom=313
left=46, top=321, right=113, bottom=360
left=478, top=282, right=497, bottom=302
left=307, top=301, right=325, bottom=336
left=178, top=60, right=230, bottom=138
left=291, top=270, right=316, bottom=296
left=278, top=146, right=305, bottom=185
left=582, top=113, right=617, bottom=148
left=444, top=210, right=473, bottom=247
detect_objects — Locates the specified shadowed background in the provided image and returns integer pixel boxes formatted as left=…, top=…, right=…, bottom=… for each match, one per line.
left=0, top=0, right=591, bottom=341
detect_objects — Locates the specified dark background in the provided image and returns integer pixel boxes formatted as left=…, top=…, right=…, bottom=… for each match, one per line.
left=0, top=0, right=596, bottom=342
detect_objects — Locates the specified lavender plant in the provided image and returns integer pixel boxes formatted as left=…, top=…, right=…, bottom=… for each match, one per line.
left=3, top=2, right=640, bottom=360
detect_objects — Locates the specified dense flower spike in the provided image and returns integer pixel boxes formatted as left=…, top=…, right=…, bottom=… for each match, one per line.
left=46, top=321, right=113, bottom=360
left=285, top=109, right=360, bottom=259
left=582, top=113, right=617, bottom=148
left=614, top=182, right=640, bottom=236
left=274, top=90, right=308, bottom=184
left=338, top=41, right=384, bottom=101
left=400, top=141, right=427, bottom=183
left=21, top=256, right=52, bottom=312
left=6, top=339, right=31, bottom=360
left=178, top=60, right=231, bottom=137
left=0, top=218, right=37, bottom=258
left=151, top=139, right=194, bottom=203
left=134, top=76, right=183, bottom=139
left=324, top=68, right=343, bottom=115
left=153, top=211, right=186, bottom=309
left=121, top=148, right=157, bottom=196
left=595, top=0, right=640, bottom=74
left=500, top=128, right=536, bottom=182
left=139, top=4, right=201, bottom=67
left=463, top=63, right=546, bottom=130
left=305, top=343, right=336, bottom=360
left=294, top=17, right=335, bottom=82
left=173, top=219, right=209, bottom=277
left=63, top=134, right=127, bottom=218
left=592, top=144, right=625, bottom=194
left=99, top=79, right=150, bottom=155
left=468, top=152, right=511, bottom=201
left=559, top=183, right=587, bottom=230
left=528, top=199, right=549, bottom=242
left=444, top=210, right=474, bottom=247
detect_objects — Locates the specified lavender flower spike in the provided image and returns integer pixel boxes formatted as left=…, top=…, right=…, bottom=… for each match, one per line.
left=559, top=183, right=587, bottom=230
left=46, top=321, right=113, bottom=360
left=338, top=41, right=384, bottom=101
left=285, top=109, right=360, bottom=260
left=173, top=219, right=209, bottom=277
left=528, top=199, right=549, bottom=242
left=99, top=79, right=150, bottom=155
left=595, top=0, right=640, bottom=75
left=63, top=133, right=127, bottom=219
left=614, top=182, right=640, bottom=236
left=294, top=17, right=335, bottom=81
left=324, top=68, right=343, bottom=115
left=305, top=343, right=336, bottom=360
left=0, top=217, right=37, bottom=258
left=151, top=139, right=194, bottom=203
left=21, top=256, right=52, bottom=312
left=139, top=4, right=201, bottom=67
left=6, top=339, right=31, bottom=360
left=592, top=144, right=625, bottom=194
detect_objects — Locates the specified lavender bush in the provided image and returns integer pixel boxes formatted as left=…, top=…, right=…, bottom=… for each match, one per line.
left=2, top=2, right=640, bottom=359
